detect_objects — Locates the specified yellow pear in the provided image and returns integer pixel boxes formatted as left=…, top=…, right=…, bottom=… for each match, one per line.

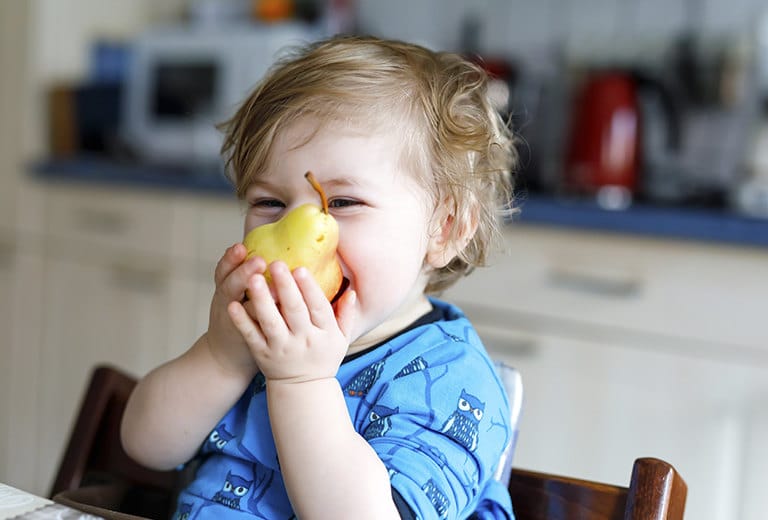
left=243, top=171, right=343, bottom=301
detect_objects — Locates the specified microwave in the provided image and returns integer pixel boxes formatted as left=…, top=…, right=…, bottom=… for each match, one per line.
left=121, top=23, right=318, bottom=167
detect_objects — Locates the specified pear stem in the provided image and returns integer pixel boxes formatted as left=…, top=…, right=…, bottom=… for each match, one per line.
left=304, top=171, right=328, bottom=214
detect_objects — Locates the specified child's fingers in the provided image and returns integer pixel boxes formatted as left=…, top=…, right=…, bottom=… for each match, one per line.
left=294, top=267, right=335, bottom=328
left=218, top=255, right=267, bottom=302
left=227, top=300, right=266, bottom=349
left=270, top=262, right=311, bottom=332
left=247, top=272, right=289, bottom=344
left=214, top=243, right=247, bottom=286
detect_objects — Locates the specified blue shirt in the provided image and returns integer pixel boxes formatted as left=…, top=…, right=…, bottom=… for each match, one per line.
left=174, top=299, right=514, bottom=519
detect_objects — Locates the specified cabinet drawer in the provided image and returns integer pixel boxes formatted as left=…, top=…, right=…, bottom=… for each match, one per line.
left=45, top=185, right=174, bottom=258
left=195, top=198, right=246, bottom=267
left=444, top=226, right=768, bottom=354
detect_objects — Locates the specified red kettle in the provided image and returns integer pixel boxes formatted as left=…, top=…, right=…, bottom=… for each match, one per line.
left=563, top=72, right=641, bottom=199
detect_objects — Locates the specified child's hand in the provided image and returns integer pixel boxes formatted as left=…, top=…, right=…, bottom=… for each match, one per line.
left=206, top=243, right=267, bottom=376
left=227, top=260, right=357, bottom=384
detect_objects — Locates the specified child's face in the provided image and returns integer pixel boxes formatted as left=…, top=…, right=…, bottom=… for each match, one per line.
left=244, top=119, right=439, bottom=349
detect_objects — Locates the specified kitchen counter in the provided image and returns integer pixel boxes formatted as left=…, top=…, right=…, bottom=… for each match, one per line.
left=32, top=156, right=768, bottom=248
left=514, top=193, right=768, bottom=248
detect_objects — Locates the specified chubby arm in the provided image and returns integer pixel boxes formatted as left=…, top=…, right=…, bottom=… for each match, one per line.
left=228, top=261, right=399, bottom=519
left=268, top=378, right=399, bottom=520
left=121, top=244, right=265, bottom=470
left=120, top=334, right=255, bottom=469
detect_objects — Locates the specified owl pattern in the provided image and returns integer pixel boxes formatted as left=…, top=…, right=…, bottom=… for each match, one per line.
left=173, top=303, right=510, bottom=519
left=344, top=356, right=387, bottom=397
left=394, top=356, right=428, bottom=379
left=422, top=478, right=450, bottom=519
left=440, top=389, right=485, bottom=452
left=212, top=471, right=251, bottom=510
left=206, top=424, right=234, bottom=451
left=362, top=404, right=399, bottom=440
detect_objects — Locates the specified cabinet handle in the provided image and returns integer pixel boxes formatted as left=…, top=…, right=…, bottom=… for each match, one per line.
left=546, top=267, right=642, bottom=299
left=73, top=208, right=129, bottom=235
left=110, top=264, right=167, bottom=293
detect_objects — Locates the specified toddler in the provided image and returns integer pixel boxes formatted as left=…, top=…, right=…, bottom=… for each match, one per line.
left=121, top=34, right=518, bottom=520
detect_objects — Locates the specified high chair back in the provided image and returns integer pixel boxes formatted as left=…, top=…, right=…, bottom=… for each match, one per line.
left=508, top=457, right=687, bottom=520
left=50, top=365, right=179, bottom=519
left=53, top=365, right=686, bottom=520
left=492, top=361, right=524, bottom=484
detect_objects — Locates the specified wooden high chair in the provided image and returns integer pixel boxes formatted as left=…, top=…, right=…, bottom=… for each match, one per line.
left=508, top=457, right=687, bottom=520
left=50, top=365, right=180, bottom=519
left=52, top=365, right=687, bottom=520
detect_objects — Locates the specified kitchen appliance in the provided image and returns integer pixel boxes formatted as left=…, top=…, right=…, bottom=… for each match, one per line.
left=732, top=105, right=768, bottom=218
left=48, top=81, right=122, bottom=157
left=563, top=72, right=639, bottom=207
left=121, top=22, right=317, bottom=167
left=562, top=70, right=681, bottom=208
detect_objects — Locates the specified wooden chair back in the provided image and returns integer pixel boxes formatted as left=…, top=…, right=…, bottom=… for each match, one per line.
left=52, top=366, right=686, bottom=520
left=508, top=457, right=687, bottom=520
left=50, top=365, right=179, bottom=518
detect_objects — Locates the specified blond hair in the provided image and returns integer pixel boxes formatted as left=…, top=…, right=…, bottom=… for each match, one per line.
left=221, top=35, right=517, bottom=293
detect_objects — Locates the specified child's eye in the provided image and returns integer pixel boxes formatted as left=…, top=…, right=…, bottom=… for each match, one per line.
left=328, top=198, right=361, bottom=209
left=248, top=198, right=285, bottom=219
left=250, top=198, right=285, bottom=208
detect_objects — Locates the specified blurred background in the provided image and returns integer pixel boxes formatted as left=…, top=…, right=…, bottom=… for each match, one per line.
left=1, top=1, right=767, bottom=519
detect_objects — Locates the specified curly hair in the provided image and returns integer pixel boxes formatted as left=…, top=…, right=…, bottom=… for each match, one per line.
left=220, top=35, right=517, bottom=293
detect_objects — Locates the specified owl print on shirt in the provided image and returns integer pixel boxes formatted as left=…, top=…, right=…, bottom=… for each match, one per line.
left=207, top=424, right=235, bottom=451
left=440, top=389, right=484, bottom=452
left=344, top=356, right=387, bottom=397
left=362, top=404, right=399, bottom=440
left=213, top=471, right=252, bottom=510
left=422, top=478, right=450, bottom=519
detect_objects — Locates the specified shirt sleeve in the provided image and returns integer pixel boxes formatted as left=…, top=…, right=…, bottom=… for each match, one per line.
left=355, top=337, right=513, bottom=519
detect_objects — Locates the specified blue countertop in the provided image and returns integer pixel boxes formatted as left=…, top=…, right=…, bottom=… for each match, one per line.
left=33, top=157, right=768, bottom=249
left=511, top=194, right=768, bottom=248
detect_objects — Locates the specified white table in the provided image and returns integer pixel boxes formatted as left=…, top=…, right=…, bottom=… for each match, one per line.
left=0, top=483, right=103, bottom=520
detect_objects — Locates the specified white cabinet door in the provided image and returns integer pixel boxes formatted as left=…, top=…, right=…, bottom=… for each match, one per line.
left=740, top=400, right=768, bottom=520
left=0, top=239, right=46, bottom=494
left=0, top=236, right=14, bottom=480
left=22, top=183, right=187, bottom=492
left=34, top=254, right=190, bottom=492
left=455, top=227, right=768, bottom=352
left=190, top=196, right=245, bottom=354
left=470, top=320, right=768, bottom=520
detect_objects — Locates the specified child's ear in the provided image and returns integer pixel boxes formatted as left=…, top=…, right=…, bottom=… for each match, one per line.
left=426, top=200, right=478, bottom=269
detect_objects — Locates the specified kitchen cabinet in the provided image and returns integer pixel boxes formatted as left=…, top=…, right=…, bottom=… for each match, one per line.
left=443, top=225, right=768, bottom=520
left=459, top=318, right=768, bottom=520
left=0, top=234, right=14, bottom=480
left=741, top=403, right=768, bottom=519
left=448, top=226, right=768, bottom=351
left=1, top=234, right=47, bottom=493
left=0, top=183, right=224, bottom=494
left=189, top=196, right=246, bottom=336
left=35, top=254, right=180, bottom=485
